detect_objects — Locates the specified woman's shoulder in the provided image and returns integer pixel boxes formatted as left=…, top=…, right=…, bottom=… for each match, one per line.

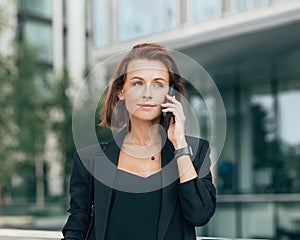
left=185, top=135, right=209, bottom=149
left=74, top=142, right=109, bottom=161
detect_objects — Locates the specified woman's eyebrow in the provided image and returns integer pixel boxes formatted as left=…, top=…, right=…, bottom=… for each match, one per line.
left=153, top=77, right=167, bottom=82
left=129, top=76, right=144, bottom=81
left=128, top=76, right=168, bottom=83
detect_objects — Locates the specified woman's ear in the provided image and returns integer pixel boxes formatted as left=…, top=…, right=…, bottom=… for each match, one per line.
left=117, top=90, right=125, bottom=100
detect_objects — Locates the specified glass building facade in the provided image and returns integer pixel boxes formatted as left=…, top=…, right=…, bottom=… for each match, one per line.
left=91, top=0, right=300, bottom=239
left=203, top=50, right=300, bottom=238
left=1, top=0, right=299, bottom=239
left=92, top=0, right=271, bottom=48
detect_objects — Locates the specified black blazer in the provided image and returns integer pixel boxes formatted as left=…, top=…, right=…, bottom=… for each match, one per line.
left=62, top=130, right=216, bottom=240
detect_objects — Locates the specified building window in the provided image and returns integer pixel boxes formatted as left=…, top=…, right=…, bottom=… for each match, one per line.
left=93, top=0, right=109, bottom=48
left=118, top=0, right=152, bottom=42
left=152, top=0, right=164, bottom=33
left=253, top=0, right=264, bottom=7
left=250, top=84, right=277, bottom=193
left=92, top=0, right=181, bottom=46
left=236, top=0, right=247, bottom=11
left=23, top=20, right=53, bottom=63
left=277, top=79, right=300, bottom=193
left=235, top=0, right=266, bottom=11
left=164, top=0, right=179, bottom=30
left=151, top=0, right=179, bottom=32
left=20, top=0, right=52, bottom=18
left=249, top=78, right=300, bottom=194
left=194, top=0, right=219, bottom=22
left=216, top=52, right=300, bottom=195
left=118, top=0, right=179, bottom=41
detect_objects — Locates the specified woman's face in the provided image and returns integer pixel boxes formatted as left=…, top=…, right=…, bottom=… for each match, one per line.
left=118, top=59, right=170, bottom=123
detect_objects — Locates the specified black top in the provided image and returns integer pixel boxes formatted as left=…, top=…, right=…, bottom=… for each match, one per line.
left=105, top=169, right=162, bottom=240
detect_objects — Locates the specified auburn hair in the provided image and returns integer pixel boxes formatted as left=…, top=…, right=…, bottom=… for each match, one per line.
left=100, top=43, right=184, bottom=129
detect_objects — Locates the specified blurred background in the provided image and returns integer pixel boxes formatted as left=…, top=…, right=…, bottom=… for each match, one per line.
left=0, top=0, right=300, bottom=239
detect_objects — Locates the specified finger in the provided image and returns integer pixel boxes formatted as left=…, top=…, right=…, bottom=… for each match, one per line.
left=161, top=102, right=176, bottom=108
left=162, top=103, right=184, bottom=117
left=162, top=108, right=183, bottom=121
left=162, top=104, right=185, bottom=118
left=165, top=95, right=183, bottom=111
left=161, top=107, right=175, bottom=113
left=165, top=94, right=177, bottom=103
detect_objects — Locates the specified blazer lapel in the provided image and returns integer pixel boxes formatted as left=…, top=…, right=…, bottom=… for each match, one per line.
left=94, top=178, right=113, bottom=240
left=94, top=129, right=127, bottom=240
left=157, top=139, right=178, bottom=240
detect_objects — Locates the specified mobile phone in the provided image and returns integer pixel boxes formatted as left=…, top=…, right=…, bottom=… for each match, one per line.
left=162, top=85, right=175, bottom=131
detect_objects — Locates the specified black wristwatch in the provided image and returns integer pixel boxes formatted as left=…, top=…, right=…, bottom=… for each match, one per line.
left=174, top=146, right=193, bottom=159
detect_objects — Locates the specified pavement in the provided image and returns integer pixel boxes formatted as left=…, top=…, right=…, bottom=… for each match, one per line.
left=0, top=216, right=66, bottom=239
left=0, top=228, right=62, bottom=239
left=0, top=215, right=67, bottom=231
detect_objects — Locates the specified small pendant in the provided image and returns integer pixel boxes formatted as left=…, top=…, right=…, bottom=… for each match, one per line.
left=151, top=156, right=155, bottom=160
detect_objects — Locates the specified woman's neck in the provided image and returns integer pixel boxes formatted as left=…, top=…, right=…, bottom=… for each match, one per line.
left=129, top=122, right=161, bottom=146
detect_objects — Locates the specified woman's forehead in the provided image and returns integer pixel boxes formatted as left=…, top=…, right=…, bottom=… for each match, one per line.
left=126, top=59, right=168, bottom=73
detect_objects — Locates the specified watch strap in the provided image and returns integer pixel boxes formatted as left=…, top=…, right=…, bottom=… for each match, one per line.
left=174, top=146, right=193, bottom=159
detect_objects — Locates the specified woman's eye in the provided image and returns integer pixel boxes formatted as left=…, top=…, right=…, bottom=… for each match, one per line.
left=133, top=81, right=143, bottom=86
left=153, top=82, right=164, bottom=88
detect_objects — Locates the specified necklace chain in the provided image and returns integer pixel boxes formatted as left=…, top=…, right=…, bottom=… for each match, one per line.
left=125, top=134, right=161, bottom=160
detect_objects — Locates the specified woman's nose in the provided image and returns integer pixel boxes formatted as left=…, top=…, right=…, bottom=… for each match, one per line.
left=142, top=84, right=153, bottom=99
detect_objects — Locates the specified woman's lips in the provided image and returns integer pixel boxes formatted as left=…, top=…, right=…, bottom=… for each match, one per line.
left=137, top=103, right=157, bottom=109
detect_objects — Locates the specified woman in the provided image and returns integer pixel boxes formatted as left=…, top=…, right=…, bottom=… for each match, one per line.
left=62, top=43, right=216, bottom=240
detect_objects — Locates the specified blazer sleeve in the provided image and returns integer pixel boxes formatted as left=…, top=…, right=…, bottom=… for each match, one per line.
left=178, top=140, right=216, bottom=226
left=62, top=152, right=92, bottom=240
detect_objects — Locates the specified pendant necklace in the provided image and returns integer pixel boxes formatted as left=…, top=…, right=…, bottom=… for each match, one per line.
left=127, top=134, right=160, bottom=161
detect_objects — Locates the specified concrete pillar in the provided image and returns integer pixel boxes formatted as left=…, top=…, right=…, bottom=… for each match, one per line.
left=66, top=0, right=86, bottom=90
left=53, top=0, right=64, bottom=79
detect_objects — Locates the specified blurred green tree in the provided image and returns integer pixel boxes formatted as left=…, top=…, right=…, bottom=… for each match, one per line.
left=0, top=33, right=49, bottom=210
left=52, top=70, right=76, bottom=204
left=13, top=41, right=48, bottom=207
left=0, top=7, right=112, bottom=212
left=0, top=6, right=23, bottom=212
left=53, top=67, right=112, bottom=206
left=0, top=44, right=16, bottom=213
